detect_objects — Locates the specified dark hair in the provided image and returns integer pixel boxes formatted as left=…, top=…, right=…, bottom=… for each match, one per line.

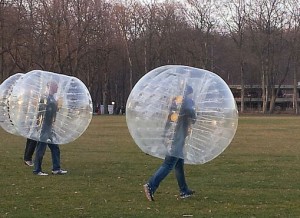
left=185, top=85, right=193, bottom=95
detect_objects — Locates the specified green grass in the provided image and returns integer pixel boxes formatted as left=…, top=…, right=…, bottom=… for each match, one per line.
left=1, top=115, right=300, bottom=217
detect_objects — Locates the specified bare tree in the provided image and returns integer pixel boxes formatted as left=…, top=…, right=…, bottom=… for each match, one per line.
left=221, top=0, right=247, bottom=113
left=0, top=0, right=299, bottom=114
left=113, top=1, right=135, bottom=91
left=184, top=0, right=217, bottom=70
left=0, top=0, right=6, bottom=80
left=287, top=0, right=300, bottom=114
left=92, top=0, right=115, bottom=114
left=246, top=0, right=290, bottom=113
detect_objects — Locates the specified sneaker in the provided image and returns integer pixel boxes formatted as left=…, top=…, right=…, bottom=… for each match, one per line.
left=52, top=169, right=68, bottom=175
left=143, top=183, right=154, bottom=201
left=180, top=190, right=195, bottom=199
left=24, top=160, right=34, bottom=167
left=34, top=172, right=48, bottom=176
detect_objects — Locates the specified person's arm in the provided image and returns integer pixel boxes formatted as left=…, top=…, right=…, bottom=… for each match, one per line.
left=185, top=99, right=196, bottom=124
left=182, top=98, right=196, bottom=136
left=36, top=98, right=46, bottom=126
left=49, top=99, right=58, bottom=123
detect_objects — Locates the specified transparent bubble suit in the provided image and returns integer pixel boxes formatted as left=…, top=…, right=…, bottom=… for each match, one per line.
left=0, top=73, right=24, bottom=135
left=9, top=70, right=93, bottom=144
left=126, top=65, right=238, bottom=164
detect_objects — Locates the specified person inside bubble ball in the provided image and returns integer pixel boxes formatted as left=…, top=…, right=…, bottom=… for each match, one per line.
left=143, top=85, right=196, bottom=201
left=33, top=80, right=67, bottom=176
left=37, top=80, right=58, bottom=142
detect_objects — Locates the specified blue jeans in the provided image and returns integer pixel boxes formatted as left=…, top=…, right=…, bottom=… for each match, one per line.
left=148, top=155, right=189, bottom=194
left=33, top=141, right=61, bottom=173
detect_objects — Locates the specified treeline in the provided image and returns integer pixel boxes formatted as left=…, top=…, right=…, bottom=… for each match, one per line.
left=0, top=0, right=299, bottom=113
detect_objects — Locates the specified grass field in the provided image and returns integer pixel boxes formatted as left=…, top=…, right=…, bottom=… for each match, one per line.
left=1, top=115, right=300, bottom=217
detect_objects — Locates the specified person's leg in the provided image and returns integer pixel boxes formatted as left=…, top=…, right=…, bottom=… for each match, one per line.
left=174, top=158, right=188, bottom=193
left=175, top=158, right=195, bottom=198
left=48, top=143, right=61, bottom=171
left=24, top=138, right=37, bottom=161
left=33, top=141, right=47, bottom=173
left=148, top=155, right=178, bottom=193
left=48, top=144, right=67, bottom=175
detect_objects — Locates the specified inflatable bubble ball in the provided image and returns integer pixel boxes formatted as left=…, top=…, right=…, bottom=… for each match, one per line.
left=8, top=70, right=93, bottom=144
left=126, top=65, right=238, bottom=164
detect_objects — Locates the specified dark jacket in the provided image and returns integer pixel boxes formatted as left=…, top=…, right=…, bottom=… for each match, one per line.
left=38, top=94, right=58, bottom=142
left=169, top=96, right=196, bottom=157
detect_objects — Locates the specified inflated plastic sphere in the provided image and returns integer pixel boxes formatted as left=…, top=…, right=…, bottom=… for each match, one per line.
left=0, top=73, right=24, bottom=135
left=126, top=65, right=238, bottom=164
left=9, top=70, right=93, bottom=144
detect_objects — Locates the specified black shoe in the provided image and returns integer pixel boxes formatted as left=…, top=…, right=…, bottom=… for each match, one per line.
left=143, top=183, right=154, bottom=201
left=180, top=190, right=195, bottom=199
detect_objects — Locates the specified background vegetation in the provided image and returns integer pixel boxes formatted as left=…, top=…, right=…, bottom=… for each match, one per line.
left=1, top=0, right=300, bottom=113
left=0, top=115, right=300, bottom=217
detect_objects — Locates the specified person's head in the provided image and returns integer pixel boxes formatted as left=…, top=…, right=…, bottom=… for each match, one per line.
left=47, top=80, right=58, bottom=95
left=185, top=85, right=193, bottom=96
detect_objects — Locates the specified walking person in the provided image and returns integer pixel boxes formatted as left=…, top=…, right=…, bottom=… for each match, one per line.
left=143, top=85, right=196, bottom=201
left=33, top=80, right=67, bottom=176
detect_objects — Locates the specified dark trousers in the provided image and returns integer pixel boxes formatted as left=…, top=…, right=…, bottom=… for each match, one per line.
left=24, top=138, right=37, bottom=161
left=33, top=142, right=61, bottom=173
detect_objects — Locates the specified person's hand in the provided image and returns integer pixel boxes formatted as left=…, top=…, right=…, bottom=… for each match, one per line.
left=36, top=116, right=42, bottom=126
left=170, top=112, right=178, bottom=122
left=57, top=97, right=63, bottom=110
left=174, top=96, right=183, bottom=104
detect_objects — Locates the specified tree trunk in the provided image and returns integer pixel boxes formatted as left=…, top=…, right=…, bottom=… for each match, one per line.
left=293, top=63, right=298, bottom=114
left=240, top=60, right=245, bottom=113
left=102, top=73, right=109, bottom=114
left=269, top=87, right=276, bottom=113
left=261, top=65, right=268, bottom=113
